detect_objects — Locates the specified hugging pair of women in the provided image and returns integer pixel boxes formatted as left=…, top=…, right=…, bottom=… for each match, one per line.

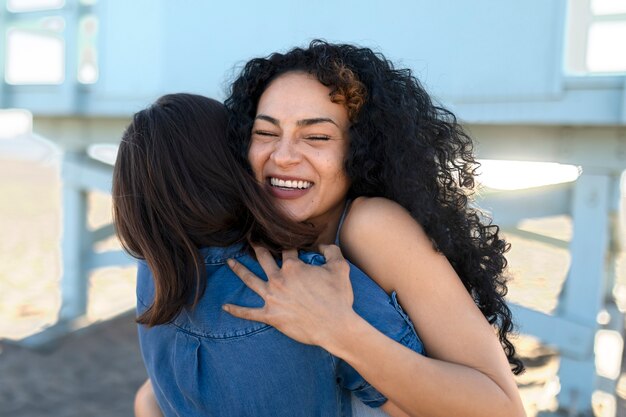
left=113, top=40, right=526, bottom=417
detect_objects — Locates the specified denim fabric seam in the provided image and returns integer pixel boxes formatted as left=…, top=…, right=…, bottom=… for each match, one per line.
left=390, top=291, right=417, bottom=336
left=399, top=330, right=424, bottom=353
left=137, top=293, right=150, bottom=309
left=389, top=291, right=426, bottom=354
left=351, top=381, right=387, bottom=407
left=351, top=380, right=386, bottom=400
left=202, top=247, right=246, bottom=265
left=328, top=353, right=349, bottom=417
left=172, top=321, right=274, bottom=340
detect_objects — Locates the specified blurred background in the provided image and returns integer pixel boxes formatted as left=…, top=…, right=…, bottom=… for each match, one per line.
left=0, top=0, right=625, bottom=416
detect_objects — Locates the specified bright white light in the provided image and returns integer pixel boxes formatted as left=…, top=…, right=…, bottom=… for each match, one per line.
left=0, top=109, right=33, bottom=139
left=78, top=62, right=98, bottom=84
left=596, top=309, right=611, bottom=325
left=592, top=0, right=626, bottom=15
left=587, top=22, right=626, bottom=72
left=476, top=160, right=580, bottom=190
left=592, top=390, right=617, bottom=417
left=594, top=329, right=624, bottom=380
left=40, top=16, right=65, bottom=33
left=7, top=0, right=64, bottom=12
left=6, top=29, right=64, bottom=85
left=87, top=144, right=118, bottom=166
left=0, top=133, right=60, bottom=164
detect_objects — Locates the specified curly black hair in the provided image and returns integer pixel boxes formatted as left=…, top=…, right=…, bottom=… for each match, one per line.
left=224, top=40, right=524, bottom=375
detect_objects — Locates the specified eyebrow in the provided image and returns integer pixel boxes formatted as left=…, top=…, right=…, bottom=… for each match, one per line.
left=255, top=114, right=338, bottom=127
left=255, top=114, right=280, bottom=125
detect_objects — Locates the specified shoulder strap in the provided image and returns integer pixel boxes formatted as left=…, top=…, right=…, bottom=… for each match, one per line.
left=334, top=199, right=353, bottom=246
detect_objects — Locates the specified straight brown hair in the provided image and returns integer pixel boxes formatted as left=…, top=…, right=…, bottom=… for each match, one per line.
left=112, top=93, right=316, bottom=326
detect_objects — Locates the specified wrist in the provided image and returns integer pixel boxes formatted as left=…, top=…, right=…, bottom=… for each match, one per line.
left=318, top=309, right=370, bottom=358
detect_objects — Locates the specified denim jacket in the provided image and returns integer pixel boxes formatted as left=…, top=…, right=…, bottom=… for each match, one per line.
left=137, top=243, right=424, bottom=417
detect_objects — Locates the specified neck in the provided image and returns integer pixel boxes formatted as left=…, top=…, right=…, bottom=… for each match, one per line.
left=312, top=201, right=348, bottom=248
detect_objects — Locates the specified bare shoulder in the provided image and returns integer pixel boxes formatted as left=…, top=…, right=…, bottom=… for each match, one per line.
left=341, top=196, right=432, bottom=250
left=340, top=197, right=439, bottom=292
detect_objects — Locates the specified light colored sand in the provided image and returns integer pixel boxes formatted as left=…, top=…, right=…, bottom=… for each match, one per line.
left=0, top=157, right=136, bottom=340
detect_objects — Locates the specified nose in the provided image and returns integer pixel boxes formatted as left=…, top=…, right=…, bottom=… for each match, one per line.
left=270, top=136, right=301, bottom=167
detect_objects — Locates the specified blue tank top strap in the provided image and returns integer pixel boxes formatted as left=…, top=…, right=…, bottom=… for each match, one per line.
left=334, top=199, right=352, bottom=246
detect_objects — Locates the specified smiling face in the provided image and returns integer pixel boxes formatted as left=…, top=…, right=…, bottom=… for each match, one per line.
left=248, top=71, right=351, bottom=242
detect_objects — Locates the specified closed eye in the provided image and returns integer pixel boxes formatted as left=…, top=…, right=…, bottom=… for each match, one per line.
left=253, top=130, right=279, bottom=137
left=306, top=135, right=330, bottom=141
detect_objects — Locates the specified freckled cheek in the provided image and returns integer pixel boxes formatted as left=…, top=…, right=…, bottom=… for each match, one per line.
left=329, top=159, right=348, bottom=181
left=317, top=151, right=345, bottom=175
left=247, top=146, right=267, bottom=180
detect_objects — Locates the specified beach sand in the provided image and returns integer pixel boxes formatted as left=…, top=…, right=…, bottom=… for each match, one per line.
left=0, top=156, right=624, bottom=416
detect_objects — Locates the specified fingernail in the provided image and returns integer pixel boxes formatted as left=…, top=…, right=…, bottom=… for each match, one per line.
left=222, top=304, right=230, bottom=312
left=226, top=259, right=235, bottom=267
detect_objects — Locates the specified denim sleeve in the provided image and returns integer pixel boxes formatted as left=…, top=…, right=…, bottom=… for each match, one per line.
left=335, top=294, right=426, bottom=408
left=135, top=260, right=155, bottom=313
left=341, top=286, right=427, bottom=407
left=335, top=358, right=388, bottom=408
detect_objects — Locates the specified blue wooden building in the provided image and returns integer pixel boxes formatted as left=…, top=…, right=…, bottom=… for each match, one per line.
left=1, top=0, right=625, bottom=415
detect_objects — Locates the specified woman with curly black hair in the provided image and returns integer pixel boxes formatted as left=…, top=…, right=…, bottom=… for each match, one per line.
left=220, top=40, right=527, bottom=417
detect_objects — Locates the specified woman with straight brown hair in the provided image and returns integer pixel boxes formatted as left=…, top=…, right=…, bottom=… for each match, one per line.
left=114, top=93, right=425, bottom=417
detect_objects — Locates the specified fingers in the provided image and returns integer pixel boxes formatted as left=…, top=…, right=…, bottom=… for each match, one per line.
left=318, top=244, right=345, bottom=264
left=251, top=245, right=280, bottom=276
left=281, top=248, right=299, bottom=264
left=254, top=245, right=300, bottom=270
left=227, top=258, right=268, bottom=297
left=222, top=304, right=267, bottom=324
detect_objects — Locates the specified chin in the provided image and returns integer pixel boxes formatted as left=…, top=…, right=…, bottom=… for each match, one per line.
left=276, top=204, right=307, bottom=222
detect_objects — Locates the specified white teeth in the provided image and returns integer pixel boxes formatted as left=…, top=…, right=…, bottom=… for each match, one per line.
left=270, top=177, right=312, bottom=189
